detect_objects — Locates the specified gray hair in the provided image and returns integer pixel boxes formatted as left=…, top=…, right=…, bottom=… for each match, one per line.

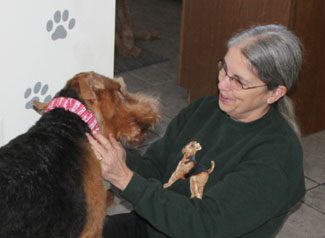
left=228, top=24, right=303, bottom=136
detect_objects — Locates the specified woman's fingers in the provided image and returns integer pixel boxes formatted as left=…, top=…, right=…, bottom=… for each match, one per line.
left=108, top=133, right=126, bottom=160
left=90, top=132, right=114, bottom=151
left=86, top=132, right=131, bottom=190
left=92, top=132, right=123, bottom=153
left=86, top=133, right=107, bottom=156
left=92, top=131, right=112, bottom=148
left=86, top=134, right=102, bottom=161
left=108, top=133, right=121, bottom=149
left=93, top=149, right=103, bottom=161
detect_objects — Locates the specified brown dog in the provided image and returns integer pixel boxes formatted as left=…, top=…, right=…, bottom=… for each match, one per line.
left=115, top=0, right=160, bottom=57
left=36, top=72, right=159, bottom=237
left=0, top=71, right=159, bottom=237
left=163, top=141, right=215, bottom=199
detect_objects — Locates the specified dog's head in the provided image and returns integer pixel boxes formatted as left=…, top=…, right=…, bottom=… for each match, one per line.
left=182, top=141, right=202, bottom=157
left=33, top=71, right=160, bottom=146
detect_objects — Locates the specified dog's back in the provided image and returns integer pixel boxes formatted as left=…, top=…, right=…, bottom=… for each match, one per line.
left=0, top=94, right=89, bottom=237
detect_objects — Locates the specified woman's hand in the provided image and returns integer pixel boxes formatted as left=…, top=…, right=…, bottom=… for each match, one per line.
left=86, top=132, right=134, bottom=191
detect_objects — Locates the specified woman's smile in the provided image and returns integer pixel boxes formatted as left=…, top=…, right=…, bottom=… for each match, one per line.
left=219, top=92, right=232, bottom=104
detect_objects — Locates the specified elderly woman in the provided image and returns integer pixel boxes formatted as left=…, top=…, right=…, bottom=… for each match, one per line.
left=88, top=24, right=305, bottom=238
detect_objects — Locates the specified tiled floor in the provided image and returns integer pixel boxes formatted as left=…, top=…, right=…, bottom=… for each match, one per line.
left=114, top=0, right=325, bottom=237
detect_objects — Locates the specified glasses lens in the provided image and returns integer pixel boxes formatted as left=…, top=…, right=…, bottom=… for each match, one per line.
left=217, top=60, right=225, bottom=76
left=218, top=59, right=242, bottom=90
left=231, top=78, right=244, bottom=90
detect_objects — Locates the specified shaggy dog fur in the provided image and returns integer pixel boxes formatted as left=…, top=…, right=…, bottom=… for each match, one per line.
left=0, top=72, right=159, bottom=237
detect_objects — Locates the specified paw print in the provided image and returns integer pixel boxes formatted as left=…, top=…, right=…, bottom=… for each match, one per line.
left=46, top=10, right=76, bottom=40
left=24, top=82, right=52, bottom=109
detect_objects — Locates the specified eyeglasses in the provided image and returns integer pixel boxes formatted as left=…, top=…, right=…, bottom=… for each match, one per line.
left=217, top=59, right=267, bottom=90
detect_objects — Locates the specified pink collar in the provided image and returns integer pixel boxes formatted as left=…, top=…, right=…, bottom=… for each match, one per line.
left=45, top=97, right=100, bottom=132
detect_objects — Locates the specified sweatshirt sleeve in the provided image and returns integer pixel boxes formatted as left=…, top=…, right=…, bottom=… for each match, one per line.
left=121, top=142, right=297, bottom=238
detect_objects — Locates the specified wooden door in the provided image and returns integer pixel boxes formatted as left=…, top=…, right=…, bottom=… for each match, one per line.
left=291, top=0, right=325, bottom=135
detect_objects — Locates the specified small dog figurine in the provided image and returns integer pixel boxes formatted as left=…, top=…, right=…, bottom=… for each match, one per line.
left=163, top=141, right=215, bottom=199
left=0, top=72, right=159, bottom=237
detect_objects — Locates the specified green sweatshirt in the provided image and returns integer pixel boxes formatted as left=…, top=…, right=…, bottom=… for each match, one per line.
left=122, top=96, right=305, bottom=238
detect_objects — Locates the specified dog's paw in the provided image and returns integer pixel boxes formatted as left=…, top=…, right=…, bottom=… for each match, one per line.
left=24, top=82, right=52, bottom=109
left=46, top=10, right=76, bottom=40
left=163, top=183, right=170, bottom=189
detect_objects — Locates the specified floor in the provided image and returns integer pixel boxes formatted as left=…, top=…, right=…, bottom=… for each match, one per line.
left=113, top=0, right=325, bottom=237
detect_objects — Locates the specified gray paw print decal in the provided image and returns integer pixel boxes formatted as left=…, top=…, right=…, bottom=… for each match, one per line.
left=46, top=10, right=76, bottom=40
left=24, top=82, right=52, bottom=109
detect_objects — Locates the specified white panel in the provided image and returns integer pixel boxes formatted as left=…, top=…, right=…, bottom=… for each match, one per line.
left=0, top=118, right=3, bottom=146
left=0, top=1, right=116, bottom=145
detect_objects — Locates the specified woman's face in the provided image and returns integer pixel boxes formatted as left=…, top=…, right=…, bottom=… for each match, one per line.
left=218, top=47, right=275, bottom=122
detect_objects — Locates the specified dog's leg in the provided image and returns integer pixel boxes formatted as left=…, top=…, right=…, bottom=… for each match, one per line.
left=115, top=0, right=141, bottom=57
left=190, top=176, right=200, bottom=199
left=163, top=171, right=181, bottom=188
left=190, top=173, right=210, bottom=199
left=197, top=174, right=209, bottom=199
left=80, top=148, right=107, bottom=238
left=134, top=30, right=160, bottom=41
left=163, top=160, right=189, bottom=188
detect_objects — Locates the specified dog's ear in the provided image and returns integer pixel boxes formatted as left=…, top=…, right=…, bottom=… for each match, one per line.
left=112, top=77, right=127, bottom=94
left=79, top=77, right=99, bottom=101
left=32, top=100, right=48, bottom=115
left=79, top=77, right=105, bottom=100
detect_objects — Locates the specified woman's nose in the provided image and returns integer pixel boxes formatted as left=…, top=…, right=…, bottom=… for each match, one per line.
left=218, top=75, right=231, bottom=91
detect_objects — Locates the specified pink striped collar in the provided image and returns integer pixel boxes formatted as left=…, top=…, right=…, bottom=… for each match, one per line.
left=45, top=97, right=100, bottom=132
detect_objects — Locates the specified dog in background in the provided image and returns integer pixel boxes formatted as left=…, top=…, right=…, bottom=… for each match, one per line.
left=0, top=72, right=159, bottom=237
left=163, top=141, right=215, bottom=199
left=115, top=0, right=160, bottom=57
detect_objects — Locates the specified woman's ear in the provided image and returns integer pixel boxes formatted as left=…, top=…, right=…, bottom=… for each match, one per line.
left=267, top=85, right=287, bottom=104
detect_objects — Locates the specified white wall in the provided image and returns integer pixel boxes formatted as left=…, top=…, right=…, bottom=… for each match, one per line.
left=0, top=1, right=116, bottom=145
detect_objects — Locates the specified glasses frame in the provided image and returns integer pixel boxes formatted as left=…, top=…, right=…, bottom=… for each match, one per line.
left=217, top=59, right=267, bottom=90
